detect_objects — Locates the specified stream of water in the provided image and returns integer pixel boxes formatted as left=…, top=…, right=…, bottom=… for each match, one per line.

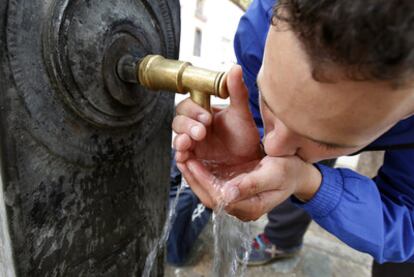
left=212, top=202, right=252, bottom=277
left=142, top=182, right=186, bottom=277
left=142, top=160, right=254, bottom=277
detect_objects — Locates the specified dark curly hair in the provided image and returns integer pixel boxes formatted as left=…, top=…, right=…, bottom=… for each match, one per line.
left=272, top=0, right=414, bottom=86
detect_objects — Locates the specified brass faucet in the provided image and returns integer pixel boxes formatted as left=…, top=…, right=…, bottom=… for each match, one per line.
left=117, top=55, right=229, bottom=111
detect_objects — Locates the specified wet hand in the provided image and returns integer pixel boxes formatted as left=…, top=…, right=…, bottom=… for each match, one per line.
left=172, top=65, right=263, bottom=167
left=178, top=156, right=322, bottom=221
left=223, top=156, right=322, bottom=221
left=176, top=158, right=261, bottom=211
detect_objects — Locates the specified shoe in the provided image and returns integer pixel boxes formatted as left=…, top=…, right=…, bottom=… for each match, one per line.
left=236, top=233, right=302, bottom=266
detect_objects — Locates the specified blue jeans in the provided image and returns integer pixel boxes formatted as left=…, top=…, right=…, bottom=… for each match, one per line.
left=166, top=152, right=212, bottom=266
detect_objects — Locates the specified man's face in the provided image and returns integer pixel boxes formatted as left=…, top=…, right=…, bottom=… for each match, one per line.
left=257, top=26, right=414, bottom=163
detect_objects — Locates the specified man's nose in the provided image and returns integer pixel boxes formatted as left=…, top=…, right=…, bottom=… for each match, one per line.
left=263, top=123, right=300, bottom=157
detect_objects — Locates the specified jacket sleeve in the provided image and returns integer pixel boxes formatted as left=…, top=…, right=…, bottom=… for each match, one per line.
left=295, top=149, right=414, bottom=263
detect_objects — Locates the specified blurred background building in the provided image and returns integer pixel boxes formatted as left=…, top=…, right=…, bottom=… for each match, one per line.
left=179, top=0, right=244, bottom=70
left=177, top=0, right=245, bottom=105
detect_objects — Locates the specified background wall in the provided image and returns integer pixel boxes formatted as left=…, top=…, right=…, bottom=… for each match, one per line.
left=177, top=0, right=244, bottom=105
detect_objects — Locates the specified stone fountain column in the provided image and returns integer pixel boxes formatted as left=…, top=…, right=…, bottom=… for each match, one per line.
left=0, top=0, right=180, bottom=276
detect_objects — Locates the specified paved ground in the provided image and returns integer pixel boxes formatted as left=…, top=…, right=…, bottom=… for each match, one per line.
left=165, top=218, right=372, bottom=277
left=164, top=152, right=384, bottom=277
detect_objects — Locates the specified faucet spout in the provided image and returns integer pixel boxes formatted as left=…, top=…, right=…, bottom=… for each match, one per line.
left=117, top=54, right=229, bottom=111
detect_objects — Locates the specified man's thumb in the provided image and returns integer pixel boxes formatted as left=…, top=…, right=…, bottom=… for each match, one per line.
left=227, top=65, right=250, bottom=113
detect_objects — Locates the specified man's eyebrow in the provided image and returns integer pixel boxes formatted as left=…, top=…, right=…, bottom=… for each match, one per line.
left=255, top=78, right=358, bottom=149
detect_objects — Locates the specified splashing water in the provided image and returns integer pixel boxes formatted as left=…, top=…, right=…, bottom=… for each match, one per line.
left=211, top=180, right=252, bottom=277
left=143, top=158, right=256, bottom=277
left=142, top=181, right=187, bottom=277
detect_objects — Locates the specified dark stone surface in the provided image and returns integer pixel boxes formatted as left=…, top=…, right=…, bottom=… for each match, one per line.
left=0, top=0, right=180, bottom=276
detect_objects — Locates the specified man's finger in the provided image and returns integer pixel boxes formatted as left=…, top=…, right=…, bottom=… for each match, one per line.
left=176, top=162, right=215, bottom=208
left=172, top=115, right=207, bottom=141
left=227, top=65, right=251, bottom=116
left=176, top=98, right=212, bottom=126
left=225, top=190, right=286, bottom=222
left=175, top=150, right=193, bottom=163
left=211, top=106, right=225, bottom=114
left=186, top=159, right=223, bottom=202
left=173, top=133, right=194, bottom=151
left=222, top=168, right=276, bottom=203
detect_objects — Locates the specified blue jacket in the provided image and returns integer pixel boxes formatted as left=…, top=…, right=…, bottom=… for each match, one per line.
left=234, top=0, right=414, bottom=263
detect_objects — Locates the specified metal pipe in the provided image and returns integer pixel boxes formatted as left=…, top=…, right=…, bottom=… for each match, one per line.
left=117, top=54, right=229, bottom=111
